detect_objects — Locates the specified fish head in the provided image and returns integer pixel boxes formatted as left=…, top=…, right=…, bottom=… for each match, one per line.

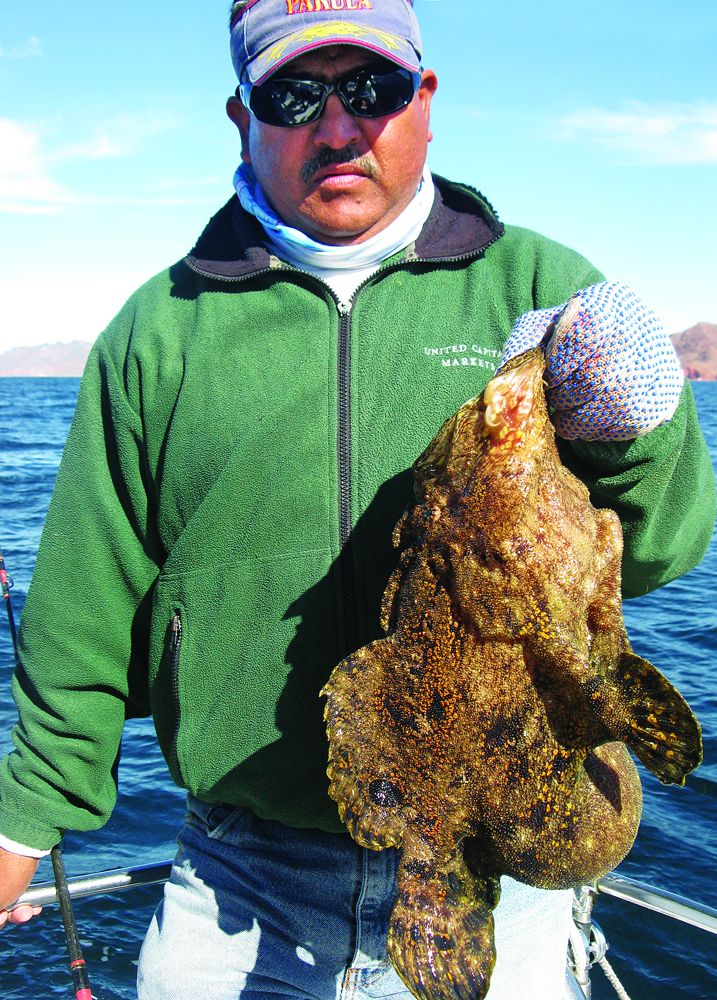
left=483, top=347, right=550, bottom=459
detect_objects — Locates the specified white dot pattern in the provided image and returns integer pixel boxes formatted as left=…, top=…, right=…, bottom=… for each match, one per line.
left=500, top=281, right=684, bottom=441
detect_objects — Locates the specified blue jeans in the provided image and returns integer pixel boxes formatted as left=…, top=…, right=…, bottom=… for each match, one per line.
left=137, top=797, right=573, bottom=999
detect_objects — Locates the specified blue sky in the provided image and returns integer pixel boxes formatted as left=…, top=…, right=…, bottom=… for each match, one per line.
left=1, top=0, right=715, bottom=351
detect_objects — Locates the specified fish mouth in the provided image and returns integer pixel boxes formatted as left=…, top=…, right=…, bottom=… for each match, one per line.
left=484, top=351, right=545, bottom=448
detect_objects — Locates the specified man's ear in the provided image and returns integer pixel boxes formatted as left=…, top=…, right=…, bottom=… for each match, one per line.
left=226, top=96, right=252, bottom=164
left=418, top=69, right=438, bottom=144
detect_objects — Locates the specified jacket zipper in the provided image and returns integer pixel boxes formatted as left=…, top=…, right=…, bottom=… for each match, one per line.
left=169, top=612, right=183, bottom=778
left=337, top=306, right=359, bottom=653
left=337, top=307, right=353, bottom=551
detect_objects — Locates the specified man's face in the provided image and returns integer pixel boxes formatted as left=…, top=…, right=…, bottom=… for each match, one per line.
left=227, top=46, right=438, bottom=245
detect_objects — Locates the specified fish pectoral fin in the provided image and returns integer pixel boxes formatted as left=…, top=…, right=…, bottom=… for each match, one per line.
left=621, top=651, right=702, bottom=785
left=322, top=645, right=407, bottom=850
left=590, top=650, right=703, bottom=786
left=388, top=849, right=499, bottom=1000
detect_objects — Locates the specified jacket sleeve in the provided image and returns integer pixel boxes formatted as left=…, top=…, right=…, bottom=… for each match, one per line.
left=558, top=381, right=716, bottom=598
left=0, top=327, right=163, bottom=850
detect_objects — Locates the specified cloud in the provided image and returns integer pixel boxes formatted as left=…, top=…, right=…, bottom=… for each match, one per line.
left=0, top=119, right=72, bottom=214
left=0, top=113, right=206, bottom=213
left=0, top=36, right=42, bottom=59
left=557, top=100, right=717, bottom=165
left=53, top=110, right=184, bottom=162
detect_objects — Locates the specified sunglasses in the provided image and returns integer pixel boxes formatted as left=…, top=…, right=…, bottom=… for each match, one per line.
left=238, top=64, right=422, bottom=128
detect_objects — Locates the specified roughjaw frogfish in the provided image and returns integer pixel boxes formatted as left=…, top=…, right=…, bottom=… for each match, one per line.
left=321, top=348, right=702, bottom=1000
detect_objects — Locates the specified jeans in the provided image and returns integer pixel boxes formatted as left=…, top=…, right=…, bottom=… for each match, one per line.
left=137, top=797, right=574, bottom=999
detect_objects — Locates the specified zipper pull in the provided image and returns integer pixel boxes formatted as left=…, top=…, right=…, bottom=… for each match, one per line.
left=170, top=613, right=183, bottom=665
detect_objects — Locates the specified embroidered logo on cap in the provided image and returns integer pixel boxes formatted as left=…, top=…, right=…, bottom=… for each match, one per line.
left=286, top=1, right=374, bottom=13
left=259, top=20, right=403, bottom=68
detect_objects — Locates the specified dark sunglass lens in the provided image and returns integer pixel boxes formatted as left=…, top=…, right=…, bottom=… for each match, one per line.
left=343, top=69, right=417, bottom=117
left=342, top=74, right=379, bottom=116
left=252, top=79, right=325, bottom=126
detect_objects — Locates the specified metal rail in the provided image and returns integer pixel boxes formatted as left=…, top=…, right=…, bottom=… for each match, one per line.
left=15, top=861, right=172, bottom=909
left=597, top=872, right=717, bottom=935
left=13, top=863, right=717, bottom=937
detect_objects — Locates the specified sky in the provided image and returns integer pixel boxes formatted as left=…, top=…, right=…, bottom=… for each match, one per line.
left=0, top=0, right=715, bottom=352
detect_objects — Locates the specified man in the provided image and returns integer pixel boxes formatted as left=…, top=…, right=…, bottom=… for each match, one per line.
left=0, top=2, right=714, bottom=998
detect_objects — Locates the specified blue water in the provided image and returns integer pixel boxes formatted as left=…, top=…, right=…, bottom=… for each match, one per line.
left=0, top=377, right=715, bottom=999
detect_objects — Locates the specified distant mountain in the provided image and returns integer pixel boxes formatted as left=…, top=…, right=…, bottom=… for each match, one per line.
left=0, top=340, right=92, bottom=377
left=1, top=321, right=715, bottom=379
left=671, top=322, right=717, bottom=381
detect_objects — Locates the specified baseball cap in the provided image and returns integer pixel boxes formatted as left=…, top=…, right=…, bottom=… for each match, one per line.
left=230, top=0, right=423, bottom=85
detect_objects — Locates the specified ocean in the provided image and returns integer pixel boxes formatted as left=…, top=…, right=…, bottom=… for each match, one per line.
left=0, top=376, right=715, bottom=999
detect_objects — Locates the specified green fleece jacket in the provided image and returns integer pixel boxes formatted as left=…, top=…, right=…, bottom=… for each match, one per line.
left=1, top=177, right=714, bottom=848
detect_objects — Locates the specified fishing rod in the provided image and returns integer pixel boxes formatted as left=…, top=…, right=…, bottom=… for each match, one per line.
left=0, top=551, right=18, bottom=653
left=51, top=846, right=93, bottom=1000
left=1, top=550, right=94, bottom=1000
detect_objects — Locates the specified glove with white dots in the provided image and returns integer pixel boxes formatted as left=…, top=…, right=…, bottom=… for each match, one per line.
left=500, top=281, right=684, bottom=441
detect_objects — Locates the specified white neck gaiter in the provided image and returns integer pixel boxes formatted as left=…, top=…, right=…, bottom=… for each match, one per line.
left=233, top=162, right=435, bottom=306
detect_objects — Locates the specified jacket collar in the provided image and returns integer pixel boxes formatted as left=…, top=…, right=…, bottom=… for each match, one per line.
left=185, top=174, right=504, bottom=280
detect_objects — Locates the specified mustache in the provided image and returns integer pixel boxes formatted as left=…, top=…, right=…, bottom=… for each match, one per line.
left=301, top=146, right=378, bottom=184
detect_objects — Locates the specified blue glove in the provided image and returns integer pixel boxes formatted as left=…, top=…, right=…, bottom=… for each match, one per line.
left=500, top=281, right=684, bottom=441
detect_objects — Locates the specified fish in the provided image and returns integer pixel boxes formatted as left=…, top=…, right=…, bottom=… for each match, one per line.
left=321, top=347, right=702, bottom=999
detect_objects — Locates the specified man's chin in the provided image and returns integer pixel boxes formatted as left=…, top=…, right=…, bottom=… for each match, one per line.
left=300, top=214, right=383, bottom=246
left=298, top=200, right=394, bottom=246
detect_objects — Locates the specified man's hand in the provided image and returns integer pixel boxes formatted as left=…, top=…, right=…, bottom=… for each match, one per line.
left=0, top=848, right=41, bottom=928
left=500, top=281, right=684, bottom=441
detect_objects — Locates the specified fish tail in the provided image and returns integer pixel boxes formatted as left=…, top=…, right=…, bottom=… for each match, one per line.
left=388, top=845, right=499, bottom=1000
left=618, top=650, right=702, bottom=785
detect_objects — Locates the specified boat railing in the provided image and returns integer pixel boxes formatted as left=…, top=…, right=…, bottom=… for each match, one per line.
left=15, top=860, right=173, bottom=909
left=15, top=862, right=717, bottom=935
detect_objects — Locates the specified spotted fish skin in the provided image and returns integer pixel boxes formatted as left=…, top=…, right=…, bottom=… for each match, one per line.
left=322, top=348, right=702, bottom=1000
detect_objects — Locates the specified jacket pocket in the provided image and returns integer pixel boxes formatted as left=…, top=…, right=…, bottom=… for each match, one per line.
left=152, top=606, right=187, bottom=786
left=147, top=550, right=342, bottom=806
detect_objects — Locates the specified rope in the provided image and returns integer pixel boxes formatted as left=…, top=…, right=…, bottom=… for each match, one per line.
left=598, top=955, right=633, bottom=1000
